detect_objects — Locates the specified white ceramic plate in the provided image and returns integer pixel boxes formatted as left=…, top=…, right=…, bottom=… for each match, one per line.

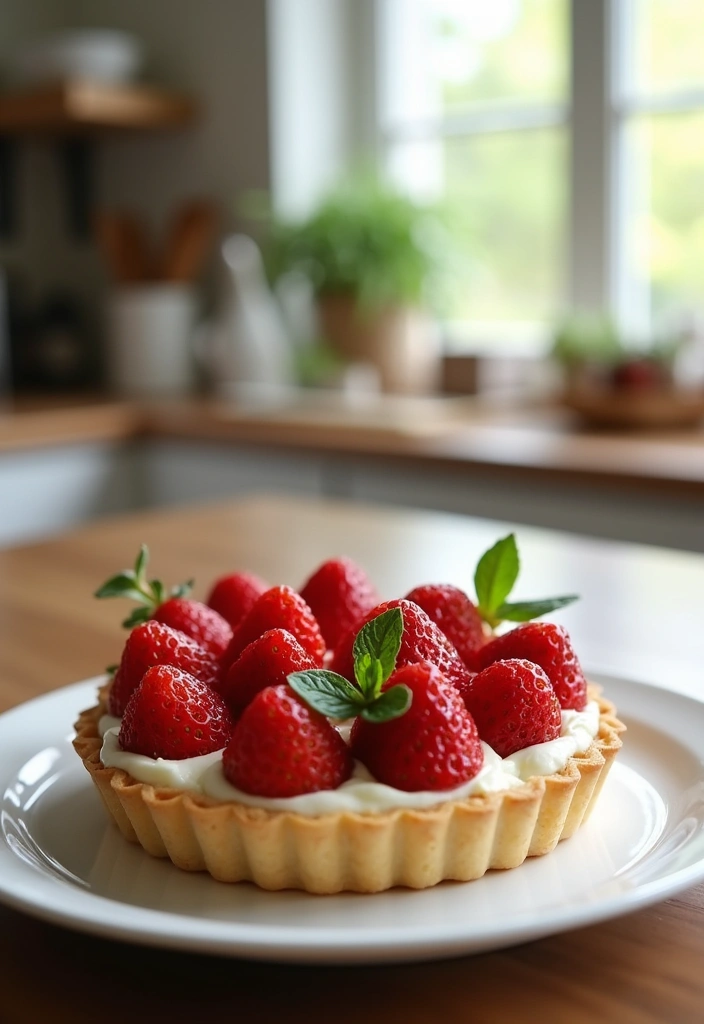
left=1, top=675, right=703, bottom=965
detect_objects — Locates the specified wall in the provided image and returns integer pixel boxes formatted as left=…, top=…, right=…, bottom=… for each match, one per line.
left=0, top=0, right=272, bottom=370
left=69, top=0, right=271, bottom=234
left=0, top=0, right=85, bottom=307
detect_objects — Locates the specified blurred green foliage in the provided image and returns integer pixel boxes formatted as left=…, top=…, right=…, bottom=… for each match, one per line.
left=551, top=314, right=622, bottom=366
left=552, top=312, right=682, bottom=367
left=401, top=0, right=567, bottom=325
left=263, top=177, right=451, bottom=311
left=384, top=0, right=704, bottom=327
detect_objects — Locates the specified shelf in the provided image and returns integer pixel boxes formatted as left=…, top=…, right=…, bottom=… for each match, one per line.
left=0, top=81, right=196, bottom=134
left=0, top=81, right=197, bottom=237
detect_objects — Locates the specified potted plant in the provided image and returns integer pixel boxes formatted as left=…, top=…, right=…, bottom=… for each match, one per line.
left=263, top=177, right=448, bottom=393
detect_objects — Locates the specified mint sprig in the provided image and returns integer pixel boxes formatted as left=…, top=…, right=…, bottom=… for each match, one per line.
left=94, top=544, right=193, bottom=629
left=474, top=534, right=578, bottom=630
left=288, top=607, right=411, bottom=723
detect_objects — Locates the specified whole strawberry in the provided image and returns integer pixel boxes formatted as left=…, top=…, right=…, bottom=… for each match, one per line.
left=152, top=597, right=232, bottom=659
left=350, top=661, right=484, bottom=791
left=119, top=664, right=234, bottom=760
left=220, top=628, right=317, bottom=717
left=95, top=545, right=232, bottom=657
left=222, top=585, right=325, bottom=669
left=476, top=622, right=587, bottom=710
left=108, top=619, right=222, bottom=716
left=461, top=658, right=562, bottom=758
left=330, top=599, right=472, bottom=693
left=405, top=583, right=487, bottom=671
left=206, top=571, right=269, bottom=629
left=299, top=556, right=380, bottom=651
left=222, top=684, right=353, bottom=798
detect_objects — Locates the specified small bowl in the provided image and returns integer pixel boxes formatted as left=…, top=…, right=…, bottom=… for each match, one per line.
left=14, top=30, right=143, bottom=87
left=562, top=385, right=704, bottom=430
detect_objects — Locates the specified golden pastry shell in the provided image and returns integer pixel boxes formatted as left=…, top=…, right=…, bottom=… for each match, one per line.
left=73, top=684, right=624, bottom=894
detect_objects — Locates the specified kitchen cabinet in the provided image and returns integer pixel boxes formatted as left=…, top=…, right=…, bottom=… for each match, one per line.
left=1, top=398, right=702, bottom=553
left=0, top=441, right=140, bottom=546
left=141, top=440, right=704, bottom=554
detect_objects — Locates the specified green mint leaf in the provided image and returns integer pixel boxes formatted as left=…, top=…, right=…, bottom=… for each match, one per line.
left=352, top=607, right=403, bottom=695
left=474, top=534, right=519, bottom=617
left=495, top=595, right=579, bottom=623
left=288, top=669, right=365, bottom=719
left=354, top=651, right=384, bottom=698
left=359, top=684, right=412, bottom=723
left=121, top=606, right=152, bottom=629
left=94, top=572, right=139, bottom=599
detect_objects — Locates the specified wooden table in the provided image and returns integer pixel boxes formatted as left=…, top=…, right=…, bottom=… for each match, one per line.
left=0, top=495, right=703, bottom=1024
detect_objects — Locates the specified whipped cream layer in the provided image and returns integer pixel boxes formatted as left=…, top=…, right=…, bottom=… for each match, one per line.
left=99, top=701, right=600, bottom=816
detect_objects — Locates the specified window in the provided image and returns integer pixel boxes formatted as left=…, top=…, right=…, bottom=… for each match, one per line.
left=377, top=0, right=568, bottom=350
left=616, top=0, right=704, bottom=336
left=373, top=0, right=704, bottom=349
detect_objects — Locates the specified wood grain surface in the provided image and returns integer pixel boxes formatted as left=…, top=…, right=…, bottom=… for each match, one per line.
left=0, top=81, right=195, bottom=133
left=0, top=495, right=703, bottom=1024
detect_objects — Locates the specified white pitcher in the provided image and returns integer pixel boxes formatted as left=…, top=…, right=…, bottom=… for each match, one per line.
left=197, top=234, right=295, bottom=395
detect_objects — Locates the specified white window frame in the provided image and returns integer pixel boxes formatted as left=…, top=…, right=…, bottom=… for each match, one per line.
left=369, top=0, right=704, bottom=346
left=267, top=0, right=704, bottom=351
left=611, top=0, right=704, bottom=336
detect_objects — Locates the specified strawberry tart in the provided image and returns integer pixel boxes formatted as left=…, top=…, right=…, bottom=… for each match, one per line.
left=73, top=537, right=624, bottom=893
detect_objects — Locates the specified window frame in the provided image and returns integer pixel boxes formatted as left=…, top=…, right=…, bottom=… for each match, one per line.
left=365, top=0, right=704, bottom=349
left=267, top=0, right=704, bottom=350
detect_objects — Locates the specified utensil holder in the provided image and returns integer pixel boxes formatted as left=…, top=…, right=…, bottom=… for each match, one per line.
left=106, top=284, right=197, bottom=397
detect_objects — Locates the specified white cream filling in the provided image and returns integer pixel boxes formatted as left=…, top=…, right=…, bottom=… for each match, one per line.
left=99, top=701, right=600, bottom=816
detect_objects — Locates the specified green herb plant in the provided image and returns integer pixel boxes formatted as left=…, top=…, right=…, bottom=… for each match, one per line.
left=262, top=176, right=450, bottom=312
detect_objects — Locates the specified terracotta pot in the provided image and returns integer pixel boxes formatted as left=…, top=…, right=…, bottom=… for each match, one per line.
left=316, top=292, right=441, bottom=394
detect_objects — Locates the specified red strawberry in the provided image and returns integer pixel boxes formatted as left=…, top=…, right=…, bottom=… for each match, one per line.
left=220, top=628, right=317, bottom=717
left=206, top=571, right=269, bottom=629
left=119, top=664, right=234, bottom=760
left=476, top=622, right=587, bottom=710
left=350, top=661, right=483, bottom=791
left=223, top=684, right=353, bottom=797
left=405, top=583, right=488, bottom=670
left=299, top=556, right=380, bottom=651
left=330, top=599, right=472, bottom=693
left=108, top=620, right=222, bottom=716
left=461, top=658, right=561, bottom=758
left=222, top=585, right=325, bottom=669
left=152, top=597, right=232, bottom=658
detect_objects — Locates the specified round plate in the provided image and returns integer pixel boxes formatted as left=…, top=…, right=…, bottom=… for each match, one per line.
left=1, top=676, right=704, bottom=964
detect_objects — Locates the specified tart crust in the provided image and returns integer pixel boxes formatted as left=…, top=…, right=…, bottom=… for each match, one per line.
left=73, top=684, right=624, bottom=894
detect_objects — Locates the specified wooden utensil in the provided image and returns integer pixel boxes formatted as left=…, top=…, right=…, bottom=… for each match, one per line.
left=94, top=210, right=152, bottom=283
left=160, top=199, right=219, bottom=282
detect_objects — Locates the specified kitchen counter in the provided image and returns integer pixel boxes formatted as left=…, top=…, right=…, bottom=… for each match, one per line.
left=2, top=392, right=704, bottom=498
left=0, top=395, right=144, bottom=452
left=0, top=495, right=703, bottom=1023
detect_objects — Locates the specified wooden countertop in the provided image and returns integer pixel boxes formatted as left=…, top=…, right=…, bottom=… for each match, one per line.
left=0, top=395, right=144, bottom=452
left=0, top=495, right=703, bottom=1023
left=1, top=392, right=704, bottom=498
